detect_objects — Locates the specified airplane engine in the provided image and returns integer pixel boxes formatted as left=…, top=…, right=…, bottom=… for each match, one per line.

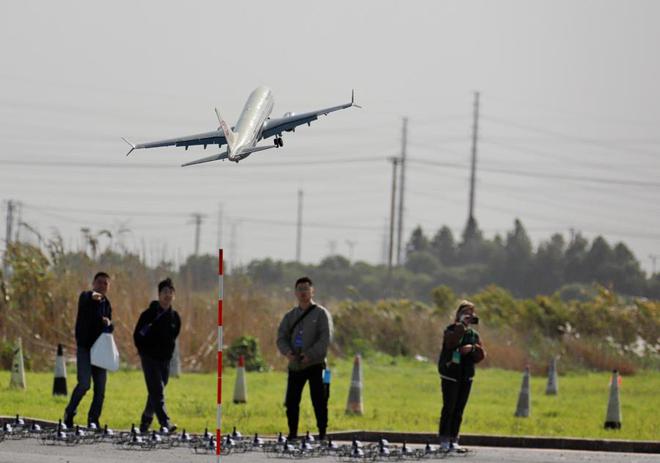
left=283, top=112, right=296, bottom=132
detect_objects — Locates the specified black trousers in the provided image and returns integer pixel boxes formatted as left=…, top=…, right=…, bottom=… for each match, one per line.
left=139, top=354, right=171, bottom=428
left=439, top=377, right=472, bottom=441
left=285, top=364, right=327, bottom=437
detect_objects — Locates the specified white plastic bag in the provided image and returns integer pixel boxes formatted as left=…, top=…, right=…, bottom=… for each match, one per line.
left=90, top=333, right=120, bottom=371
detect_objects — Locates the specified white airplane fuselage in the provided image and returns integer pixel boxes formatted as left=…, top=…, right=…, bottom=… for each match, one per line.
left=229, top=86, right=274, bottom=161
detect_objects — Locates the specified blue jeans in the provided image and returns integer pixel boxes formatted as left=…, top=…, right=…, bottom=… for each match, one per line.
left=64, top=346, right=107, bottom=424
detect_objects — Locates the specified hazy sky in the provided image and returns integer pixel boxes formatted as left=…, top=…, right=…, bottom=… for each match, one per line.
left=1, top=0, right=659, bottom=272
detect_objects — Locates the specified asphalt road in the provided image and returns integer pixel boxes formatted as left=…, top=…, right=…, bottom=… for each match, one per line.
left=0, top=440, right=658, bottom=463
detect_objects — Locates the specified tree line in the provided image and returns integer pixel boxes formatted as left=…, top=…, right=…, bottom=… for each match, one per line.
left=239, top=218, right=659, bottom=301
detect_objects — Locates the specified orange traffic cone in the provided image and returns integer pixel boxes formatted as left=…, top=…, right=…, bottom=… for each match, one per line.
left=169, top=339, right=181, bottom=378
left=514, top=366, right=531, bottom=417
left=604, top=370, right=621, bottom=429
left=233, top=355, right=247, bottom=404
left=53, top=344, right=67, bottom=396
left=345, top=354, right=363, bottom=415
left=545, top=357, right=558, bottom=395
left=10, top=338, right=26, bottom=389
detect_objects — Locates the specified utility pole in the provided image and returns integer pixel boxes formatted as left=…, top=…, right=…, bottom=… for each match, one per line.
left=3, top=200, right=15, bottom=278
left=13, top=202, right=22, bottom=243
left=217, top=203, right=223, bottom=250
left=345, top=240, right=357, bottom=261
left=189, top=213, right=205, bottom=256
left=381, top=219, right=389, bottom=265
left=396, top=117, right=408, bottom=266
left=388, top=157, right=399, bottom=272
left=650, top=254, right=659, bottom=275
left=296, top=189, right=303, bottom=262
left=4, top=200, right=15, bottom=252
left=467, top=91, right=480, bottom=226
left=229, top=220, right=239, bottom=272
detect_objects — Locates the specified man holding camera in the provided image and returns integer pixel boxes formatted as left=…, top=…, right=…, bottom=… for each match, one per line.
left=277, top=277, right=333, bottom=441
left=437, top=300, right=486, bottom=453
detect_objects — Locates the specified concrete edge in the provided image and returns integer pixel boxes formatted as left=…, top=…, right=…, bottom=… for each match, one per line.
left=325, top=431, right=660, bottom=454
left=3, top=418, right=658, bottom=454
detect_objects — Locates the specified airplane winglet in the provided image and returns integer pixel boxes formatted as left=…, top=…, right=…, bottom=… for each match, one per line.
left=121, top=137, right=136, bottom=156
left=214, top=108, right=223, bottom=127
left=351, top=89, right=362, bottom=109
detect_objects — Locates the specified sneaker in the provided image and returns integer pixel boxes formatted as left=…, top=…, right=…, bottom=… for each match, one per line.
left=63, top=413, right=74, bottom=429
left=451, top=442, right=468, bottom=453
left=440, top=441, right=451, bottom=452
left=164, top=423, right=177, bottom=433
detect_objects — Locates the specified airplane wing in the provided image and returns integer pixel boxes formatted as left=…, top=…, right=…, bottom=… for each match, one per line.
left=123, top=130, right=226, bottom=156
left=260, top=90, right=360, bottom=140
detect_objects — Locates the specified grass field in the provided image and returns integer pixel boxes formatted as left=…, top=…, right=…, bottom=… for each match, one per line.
left=1, top=356, right=658, bottom=441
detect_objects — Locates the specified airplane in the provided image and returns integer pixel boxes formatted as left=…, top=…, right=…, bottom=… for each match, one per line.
left=122, top=86, right=360, bottom=167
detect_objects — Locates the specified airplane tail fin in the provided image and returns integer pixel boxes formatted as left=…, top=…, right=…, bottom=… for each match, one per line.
left=215, top=108, right=237, bottom=154
left=181, top=150, right=229, bottom=167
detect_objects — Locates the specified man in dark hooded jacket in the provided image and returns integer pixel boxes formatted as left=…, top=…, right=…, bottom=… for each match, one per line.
left=133, top=277, right=181, bottom=433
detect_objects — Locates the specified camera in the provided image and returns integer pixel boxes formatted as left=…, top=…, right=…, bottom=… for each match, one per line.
left=471, top=316, right=479, bottom=325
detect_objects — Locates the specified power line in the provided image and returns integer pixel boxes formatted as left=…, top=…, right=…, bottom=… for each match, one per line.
left=407, top=158, right=660, bottom=188
left=482, top=114, right=658, bottom=158
left=0, top=156, right=386, bottom=170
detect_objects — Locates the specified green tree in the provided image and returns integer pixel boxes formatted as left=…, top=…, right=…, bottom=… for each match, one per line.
left=457, top=216, right=485, bottom=264
left=584, top=236, right=613, bottom=284
left=565, top=233, right=589, bottom=283
left=430, top=226, right=456, bottom=265
left=531, top=233, right=566, bottom=295
left=406, top=226, right=430, bottom=256
left=503, top=219, right=533, bottom=295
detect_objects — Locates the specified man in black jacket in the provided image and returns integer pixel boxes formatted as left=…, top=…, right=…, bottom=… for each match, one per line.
left=64, top=272, right=113, bottom=429
left=133, top=277, right=181, bottom=433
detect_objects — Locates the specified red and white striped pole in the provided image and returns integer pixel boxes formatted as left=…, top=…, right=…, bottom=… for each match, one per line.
left=217, top=248, right=224, bottom=460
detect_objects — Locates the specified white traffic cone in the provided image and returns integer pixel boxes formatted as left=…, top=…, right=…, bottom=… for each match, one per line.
left=545, top=357, right=558, bottom=395
left=52, top=344, right=67, bottom=396
left=514, top=366, right=531, bottom=417
left=604, top=370, right=622, bottom=429
left=169, top=339, right=181, bottom=378
left=232, top=355, right=247, bottom=404
left=345, top=354, right=363, bottom=415
left=10, top=338, right=26, bottom=389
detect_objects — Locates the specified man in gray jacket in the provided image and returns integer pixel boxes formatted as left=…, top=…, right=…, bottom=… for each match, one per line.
left=277, top=277, right=333, bottom=440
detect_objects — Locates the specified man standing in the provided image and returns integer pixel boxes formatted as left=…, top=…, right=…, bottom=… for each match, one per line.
left=133, top=277, right=181, bottom=433
left=64, top=272, right=113, bottom=429
left=277, top=277, right=333, bottom=440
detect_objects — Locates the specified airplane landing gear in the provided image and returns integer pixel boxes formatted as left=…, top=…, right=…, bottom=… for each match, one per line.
left=274, top=137, right=284, bottom=148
